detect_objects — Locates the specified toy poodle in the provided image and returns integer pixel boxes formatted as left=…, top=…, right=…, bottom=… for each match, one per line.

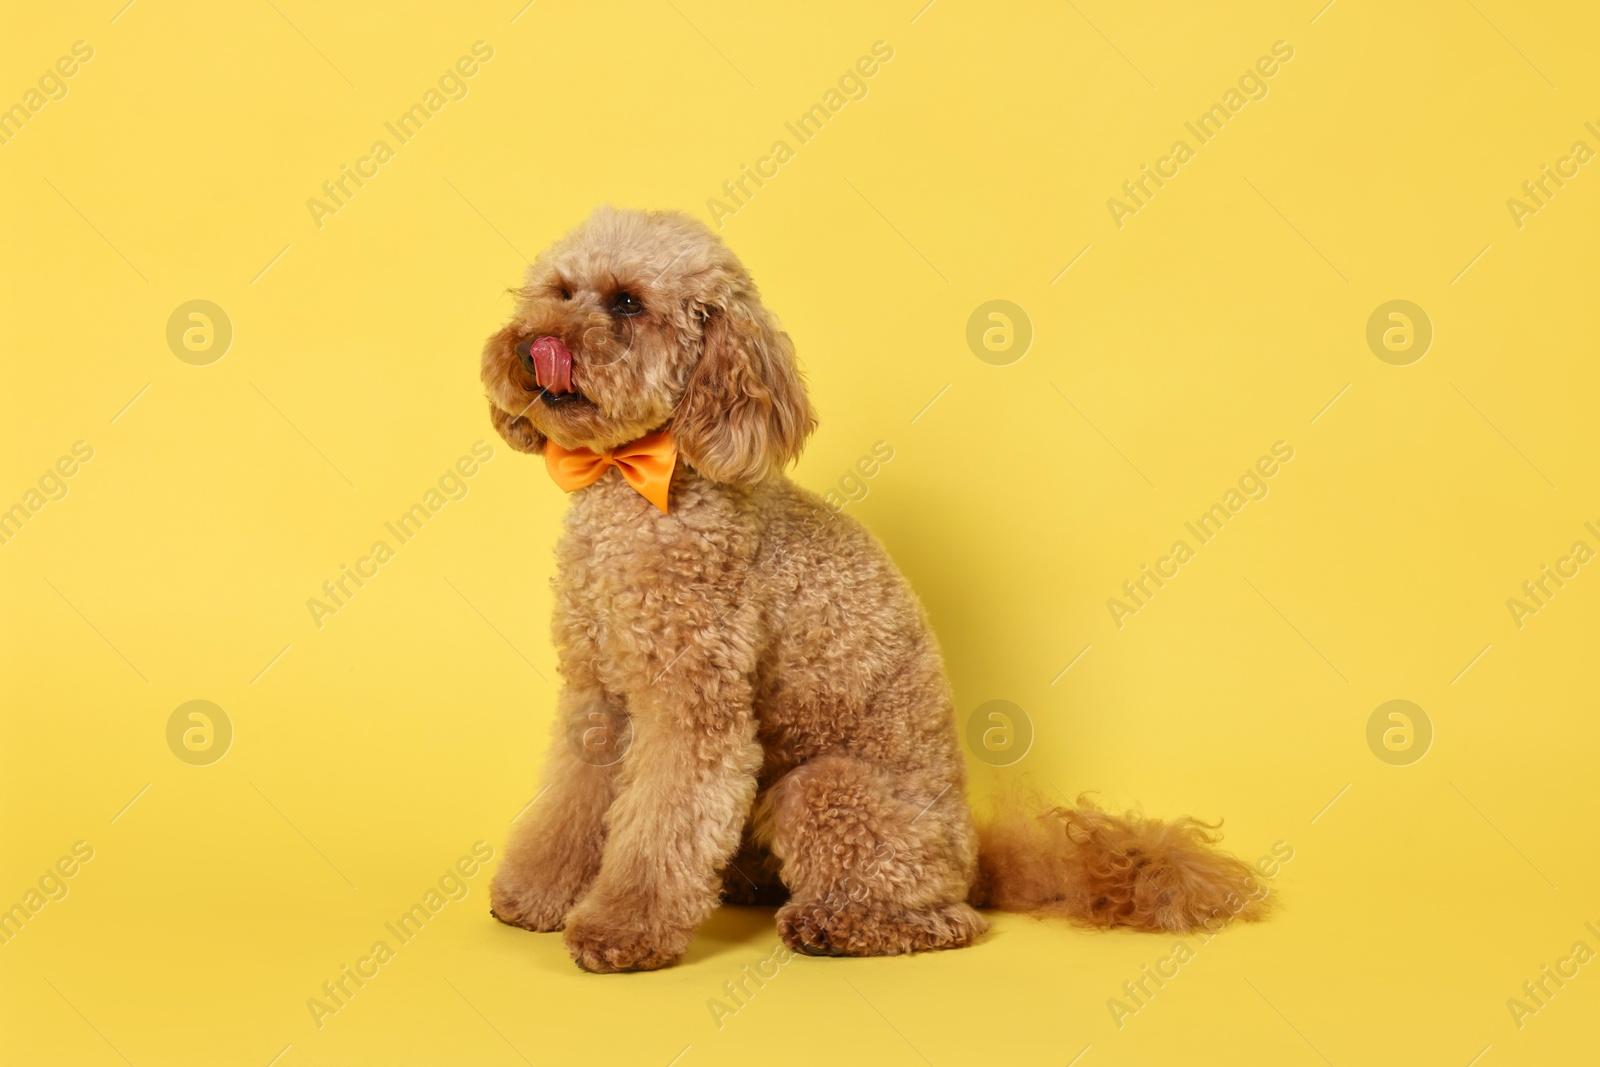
left=480, top=207, right=1266, bottom=973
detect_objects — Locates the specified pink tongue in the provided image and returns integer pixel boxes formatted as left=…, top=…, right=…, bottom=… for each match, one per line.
left=529, top=336, right=572, bottom=395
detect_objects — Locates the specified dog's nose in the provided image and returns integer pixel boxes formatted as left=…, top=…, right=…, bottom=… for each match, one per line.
left=516, top=335, right=573, bottom=394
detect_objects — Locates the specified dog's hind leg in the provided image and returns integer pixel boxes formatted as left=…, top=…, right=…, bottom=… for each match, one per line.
left=757, top=754, right=987, bottom=956
left=490, top=687, right=624, bottom=932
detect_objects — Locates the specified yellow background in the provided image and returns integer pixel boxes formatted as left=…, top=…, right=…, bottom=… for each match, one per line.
left=3, top=1, right=1598, bottom=1064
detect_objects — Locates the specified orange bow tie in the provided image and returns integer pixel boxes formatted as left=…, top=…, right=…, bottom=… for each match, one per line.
left=544, top=430, right=677, bottom=513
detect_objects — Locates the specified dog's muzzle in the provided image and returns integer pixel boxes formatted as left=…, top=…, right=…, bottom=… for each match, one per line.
left=516, top=335, right=573, bottom=395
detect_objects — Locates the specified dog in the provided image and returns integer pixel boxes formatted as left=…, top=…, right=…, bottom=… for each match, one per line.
left=481, top=207, right=1267, bottom=973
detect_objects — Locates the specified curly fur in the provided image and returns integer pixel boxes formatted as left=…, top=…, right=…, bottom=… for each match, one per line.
left=971, top=793, right=1270, bottom=932
left=482, top=207, right=1267, bottom=972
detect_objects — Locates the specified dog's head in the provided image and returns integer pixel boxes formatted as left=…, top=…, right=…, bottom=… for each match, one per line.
left=481, top=207, right=815, bottom=484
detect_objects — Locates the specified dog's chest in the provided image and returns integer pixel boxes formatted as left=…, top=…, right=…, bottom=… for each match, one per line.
left=549, top=471, right=760, bottom=679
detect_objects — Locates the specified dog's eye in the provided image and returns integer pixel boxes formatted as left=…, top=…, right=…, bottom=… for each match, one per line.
left=558, top=286, right=572, bottom=301
left=611, top=291, right=643, bottom=317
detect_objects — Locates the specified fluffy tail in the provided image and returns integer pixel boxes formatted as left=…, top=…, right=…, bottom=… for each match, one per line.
left=969, top=794, right=1270, bottom=933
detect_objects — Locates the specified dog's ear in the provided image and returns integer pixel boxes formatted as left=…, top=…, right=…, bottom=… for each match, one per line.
left=488, top=400, right=545, bottom=454
left=672, top=285, right=815, bottom=484
left=481, top=323, right=546, bottom=454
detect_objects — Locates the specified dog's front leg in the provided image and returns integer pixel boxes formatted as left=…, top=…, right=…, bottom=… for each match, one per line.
left=489, top=686, right=624, bottom=932
left=562, top=669, right=761, bottom=973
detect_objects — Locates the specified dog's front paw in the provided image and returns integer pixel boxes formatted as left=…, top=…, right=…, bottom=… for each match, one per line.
left=562, top=904, right=689, bottom=973
left=489, top=873, right=577, bottom=933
